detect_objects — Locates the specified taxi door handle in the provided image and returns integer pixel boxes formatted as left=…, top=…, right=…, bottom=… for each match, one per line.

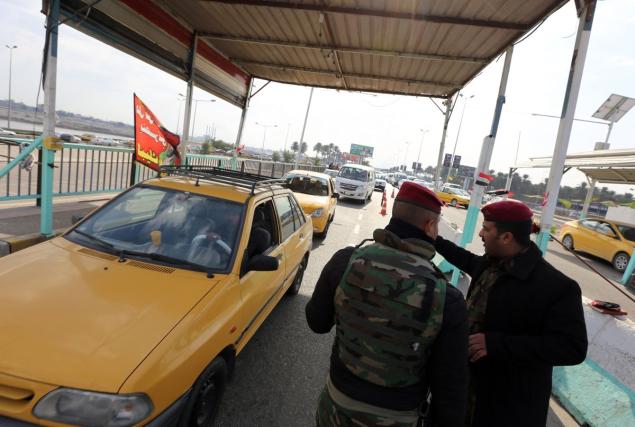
left=299, top=233, right=305, bottom=239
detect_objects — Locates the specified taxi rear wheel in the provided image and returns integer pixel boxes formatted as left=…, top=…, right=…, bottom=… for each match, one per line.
left=612, top=252, right=629, bottom=272
left=450, top=199, right=458, bottom=207
left=562, top=235, right=574, bottom=250
left=287, top=256, right=307, bottom=296
left=180, top=357, right=227, bottom=427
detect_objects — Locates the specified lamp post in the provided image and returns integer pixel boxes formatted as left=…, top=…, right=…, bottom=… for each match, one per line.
left=284, top=122, right=292, bottom=153
left=445, top=94, right=474, bottom=183
left=175, top=93, right=185, bottom=134
left=416, top=128, right=429, bottom=173
left=255, top=122, right=277, bottom=159
left=191, top=98, right=215, bottom=140
left=402, top=141, right=411, bottom=171
left=5, top=45, right=17, bottom=129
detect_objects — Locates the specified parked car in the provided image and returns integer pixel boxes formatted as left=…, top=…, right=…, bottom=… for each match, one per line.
left=436, top=185, right=471, bottom=208
left=284, top=170, right=337, bottom=237
left=559, top=218, right=635, bottom=271
left=374, top=178, right=387, bottom=192
left=0, top=127, right=17, bottom=137
left=59, top=133, right=82, bottom=143
left=335, top=163, right=376, bottom=203
left=0, top=167, right=312, bottom=426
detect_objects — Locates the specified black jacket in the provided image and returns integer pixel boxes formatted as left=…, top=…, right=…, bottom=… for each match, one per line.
left=306, top=220, right=469, bottom=427
left=435, top=236, right=588, bottom=427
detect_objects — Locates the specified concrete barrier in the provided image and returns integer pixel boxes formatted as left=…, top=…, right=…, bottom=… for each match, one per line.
left=0, top=230, right=62, bottom=257
left=552, top=296, right=635, bottom=426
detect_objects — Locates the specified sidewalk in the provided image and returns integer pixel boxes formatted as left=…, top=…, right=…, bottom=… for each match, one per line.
left=0, top=193, right=117, bottom=238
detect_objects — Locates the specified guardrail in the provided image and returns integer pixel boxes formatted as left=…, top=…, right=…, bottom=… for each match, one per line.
left=0, top=139, right=323, bottom=202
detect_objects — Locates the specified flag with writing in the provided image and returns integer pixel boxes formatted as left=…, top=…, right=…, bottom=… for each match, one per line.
left=133, top=94, right=181, bottom=171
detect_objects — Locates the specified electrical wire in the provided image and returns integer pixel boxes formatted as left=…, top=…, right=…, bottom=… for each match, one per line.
left=550, top=234, right=635, bottom=304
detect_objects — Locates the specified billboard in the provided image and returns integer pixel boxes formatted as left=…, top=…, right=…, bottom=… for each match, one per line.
left=350, top=144, right=374, bottom=157
left=452, top=155, right=461, bottom=168
left=443, top=153, right=452, bottom=167
left=456, top=165, right=476, bottom=178
left=341, top=152, right=362, bottom=163
left=134, top=94, right=181, bottom=171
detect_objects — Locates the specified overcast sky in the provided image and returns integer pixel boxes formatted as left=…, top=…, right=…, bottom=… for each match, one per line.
left=1, top=0, right=634, bottom=190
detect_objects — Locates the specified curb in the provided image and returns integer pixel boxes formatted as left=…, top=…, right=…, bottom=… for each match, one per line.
left=0, top=230, right=64, bottom=257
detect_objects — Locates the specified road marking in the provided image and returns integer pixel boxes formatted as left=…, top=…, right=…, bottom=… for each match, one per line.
left=353, top=224, right=360, bottom=234
left=358, top=213, right=363, bottom=220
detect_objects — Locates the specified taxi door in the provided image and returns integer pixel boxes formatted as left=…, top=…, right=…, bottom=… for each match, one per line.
left=575, top=219, right=599, bottom=254
left=236, top=198, right=285, bottom=350
left=593, top=221, right=621, bottom=261
left=274, top=195, right=309, bottom=290
left=328, top=178, right=337, bottom=219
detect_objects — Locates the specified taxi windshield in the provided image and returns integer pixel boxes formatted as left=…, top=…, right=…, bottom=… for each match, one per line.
left=285, top=174, right=329, bottom=196
left=68, top=186, right=243, bottom=272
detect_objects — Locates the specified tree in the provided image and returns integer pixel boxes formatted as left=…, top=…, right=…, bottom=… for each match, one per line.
left=291, top=141, right=299, bottom=153
left=201, top=141, right=211, bottom=154
left=283, top=150, right=294, bottom=163
left=300, top=141, right=308, bottom=154
left=313, top=142, right=323, bottom=157
left=272, top=151, right=281, bottom=162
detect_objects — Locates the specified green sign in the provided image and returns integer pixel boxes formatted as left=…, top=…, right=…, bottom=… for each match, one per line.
left=350, top=144, right=374, bottom=157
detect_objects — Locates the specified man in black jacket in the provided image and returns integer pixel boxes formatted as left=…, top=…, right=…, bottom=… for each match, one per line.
left=435, top=199, right=587, bottom=426
left=306, top=182, right=468, bottom=426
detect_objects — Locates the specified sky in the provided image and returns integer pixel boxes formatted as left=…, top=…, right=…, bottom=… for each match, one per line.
left=1, top=0, right=634, bottom=191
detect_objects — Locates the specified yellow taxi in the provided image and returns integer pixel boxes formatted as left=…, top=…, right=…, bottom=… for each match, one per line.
left=284, top=169, right=338, bottom=237
left=436, top=184, right=471, bottom=208
left=0, top=166, right=312, bottom=426
left=559, top=217, right=635, bottom=271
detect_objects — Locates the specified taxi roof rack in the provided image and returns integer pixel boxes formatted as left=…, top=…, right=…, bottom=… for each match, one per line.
left=159, top=165, right=287, bottom=194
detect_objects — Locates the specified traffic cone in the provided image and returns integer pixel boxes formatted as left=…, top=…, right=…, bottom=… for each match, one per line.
left=381, top=191, right=387, bottom=206
left=380, top=203, right=387, bottom=216
left=391, top=188, right=395, bottom=198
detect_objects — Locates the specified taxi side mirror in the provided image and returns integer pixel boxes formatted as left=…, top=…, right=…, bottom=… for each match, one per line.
left=332, top=193, right=339, bottom=199
left=247, top=254, right=279, bottom=273
left=71, top=214, right=84, bottom=225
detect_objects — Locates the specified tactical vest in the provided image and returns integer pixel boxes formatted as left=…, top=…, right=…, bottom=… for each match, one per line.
left=334, top=231, right=446, bottom=388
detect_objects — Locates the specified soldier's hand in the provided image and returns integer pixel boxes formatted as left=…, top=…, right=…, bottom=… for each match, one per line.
left=468, top=333, right=487, bottom=362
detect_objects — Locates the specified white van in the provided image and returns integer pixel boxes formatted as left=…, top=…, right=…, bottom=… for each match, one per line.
left=335, top=164, right=376, bottom=202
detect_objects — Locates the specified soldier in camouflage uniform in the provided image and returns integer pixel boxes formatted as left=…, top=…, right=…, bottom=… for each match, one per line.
left=306, top=182, right=469, bottom=427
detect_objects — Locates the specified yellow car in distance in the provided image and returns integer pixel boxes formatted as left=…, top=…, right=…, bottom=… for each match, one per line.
left=436, top=185, right=471, bottom=208
left=559, top=217, right=635, bottom=272
left=284, top=170, right=338, bottom=237
left=0, top=167, right=312, bottom=426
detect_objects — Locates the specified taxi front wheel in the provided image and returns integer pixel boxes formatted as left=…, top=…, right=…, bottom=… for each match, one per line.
left=613, top=252, right=629, bottom=272
left=179, top=357, right=227, bottom=427
left=287, top=256, right=307, bottom=296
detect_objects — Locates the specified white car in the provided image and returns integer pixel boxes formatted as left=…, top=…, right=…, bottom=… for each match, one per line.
left=0, top=127, right=17, bottom=137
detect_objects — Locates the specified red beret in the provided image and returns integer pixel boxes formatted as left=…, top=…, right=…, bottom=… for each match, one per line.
left=481, top=200, right=533, bottom=222
left=396, top=181, right=444, bottom=214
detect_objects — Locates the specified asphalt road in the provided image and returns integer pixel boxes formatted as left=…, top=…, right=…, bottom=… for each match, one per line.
left=214, top=187, right=577, bottom=426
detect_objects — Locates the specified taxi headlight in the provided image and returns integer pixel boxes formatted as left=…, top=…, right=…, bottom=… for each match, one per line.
left=33, top=388, right=153, bottom=427
left=311, top=208, right=324, bottom=218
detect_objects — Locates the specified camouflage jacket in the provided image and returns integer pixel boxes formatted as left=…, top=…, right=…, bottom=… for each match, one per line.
left=333, top=228, right=447, bottom=388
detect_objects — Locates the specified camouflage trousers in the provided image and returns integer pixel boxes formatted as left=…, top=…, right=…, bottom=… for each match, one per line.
left=316, top=376, right=421, bottom=427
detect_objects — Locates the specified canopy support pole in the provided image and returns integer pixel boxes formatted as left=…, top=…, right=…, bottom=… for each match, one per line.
left=434, top=99, right=452, bottom=190
left=537, top=1, right=597, bottom=253
left=180, top=32, right=199, bottom=160
left=580, top=176, right=596, bottom=219
left=41, top=0, right=60, bottom=237
left=233, top=78, right=253, bottom=169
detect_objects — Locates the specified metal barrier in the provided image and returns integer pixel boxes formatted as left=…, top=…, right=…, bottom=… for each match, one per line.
left=1, top=139, right=324, bottom=202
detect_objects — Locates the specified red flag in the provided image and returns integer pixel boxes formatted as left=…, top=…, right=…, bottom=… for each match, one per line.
left=478, top=172, right=493, bottom=182
left=134, top=94, right=181, bottom=171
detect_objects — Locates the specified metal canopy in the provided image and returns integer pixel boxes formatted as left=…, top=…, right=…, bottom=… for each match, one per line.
left=517, top=149, right=635, bottom=185
left=55, top=0, right=568, bottom=105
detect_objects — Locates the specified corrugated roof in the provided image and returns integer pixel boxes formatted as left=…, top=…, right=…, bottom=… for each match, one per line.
left=517, top=149, right=635, bottom=185
left=56, top=0, right=569, bottom=106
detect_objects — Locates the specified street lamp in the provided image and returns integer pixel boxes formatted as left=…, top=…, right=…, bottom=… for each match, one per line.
left=255, top=122, right=277, bottom=159
left=284, top=122, right=292, bottom=153
left=191, top=98, right=216, bottom=140
left=175, top=93, right=185, bottom=134
left=416, top=128, right=429, bottom=172
left=445, top=93, right=474, bottom=183
left=5, top=44, right=17, bottom=129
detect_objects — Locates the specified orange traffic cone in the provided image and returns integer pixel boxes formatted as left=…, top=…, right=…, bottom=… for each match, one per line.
left=391, top=188, right=395, bottom=198
left=380, top=203, right=387, bottom=216
left=382, top=192, right=387, bottom=205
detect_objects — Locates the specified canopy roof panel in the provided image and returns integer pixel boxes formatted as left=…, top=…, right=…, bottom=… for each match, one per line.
left=55, top=0, right=569, bottom=106
left=517, top=149, right=635, bottom=185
